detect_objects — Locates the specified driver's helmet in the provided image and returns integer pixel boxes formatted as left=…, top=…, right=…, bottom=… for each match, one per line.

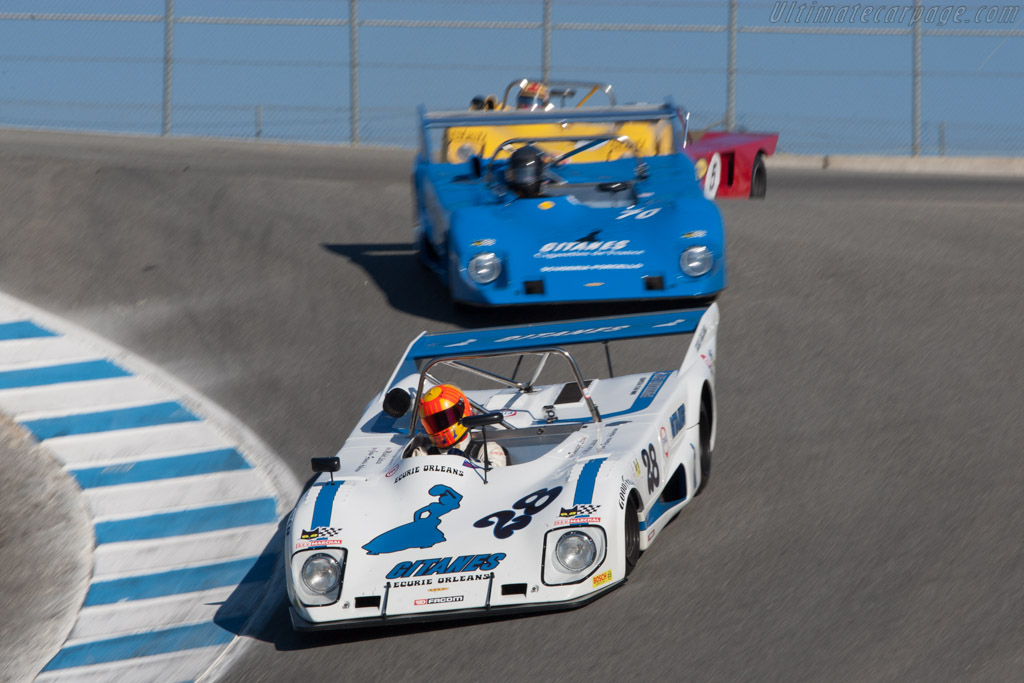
left=516, top=81, right=550, bottom=110
left=506, top=145, right=545, bottom=198
left=420, top=384, right=472, bottom=449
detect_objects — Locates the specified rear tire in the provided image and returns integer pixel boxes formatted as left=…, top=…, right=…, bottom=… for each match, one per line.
left=749, top=153, right=767, bottom=199
left=695, top=401, right=713, bottom=496
left=624, top=495, right=640, bottom=576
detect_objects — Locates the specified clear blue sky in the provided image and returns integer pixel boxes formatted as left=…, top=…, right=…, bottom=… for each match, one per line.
left=0, top=0, right=1021, bottom=154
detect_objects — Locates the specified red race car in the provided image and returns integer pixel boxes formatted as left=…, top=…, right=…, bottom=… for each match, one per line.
left=684, top=129, right=779, bottom=200
left=462, top=79, right=779, bottom=200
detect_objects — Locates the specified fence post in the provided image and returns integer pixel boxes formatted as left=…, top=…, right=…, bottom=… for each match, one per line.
left=350, top=0, right=360, bottom=144
left=256, top=105, right=263, bottom=139
left=162, top=0, right=174, bottom=136
left=912, top=0, right=922, bottom=156
left=542, top=0, right=552, bottom=81
left=726, top=0, right=737, bottom=131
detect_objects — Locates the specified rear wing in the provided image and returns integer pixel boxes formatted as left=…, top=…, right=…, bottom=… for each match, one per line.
left=385, top=304, right=717, bottom=391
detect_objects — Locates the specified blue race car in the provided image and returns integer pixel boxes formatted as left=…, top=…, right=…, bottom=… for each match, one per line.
left=412, top=101, right=726, bottom=306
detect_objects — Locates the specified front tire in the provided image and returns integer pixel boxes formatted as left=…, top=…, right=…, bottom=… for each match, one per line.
left=749, top=153, right=767, bottom=199
left=695, top=401, right=713, bottom=495
left=624, top=495, right=640, bottom=576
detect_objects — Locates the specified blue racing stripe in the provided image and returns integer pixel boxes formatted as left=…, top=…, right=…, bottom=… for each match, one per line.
left=639, top=496, right=685, bottom=531
left=71, top=449, right=252, bottom=488
left=21, top=401, right=199, bottom=440
left=0, top=359, right=130, bottom=390
left=94, top=498, right=278, bottom=544
left=42, top=617, right=247, bottom=671
left=310, top=482, right=341, bottom=529
left=563, top=371, right=674, bottom=423
left=0, top=320, right=57, bottom=340
left=84, top=554, right=275, bottom=606
left=573, top=458, right=607, bottom=506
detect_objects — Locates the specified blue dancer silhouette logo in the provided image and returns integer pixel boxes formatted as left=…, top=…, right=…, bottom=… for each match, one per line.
left=362, top=484, right=463, bottom=555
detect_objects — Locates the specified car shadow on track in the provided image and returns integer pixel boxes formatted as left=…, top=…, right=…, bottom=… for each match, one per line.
left=322, top=242, right=711, bottom=327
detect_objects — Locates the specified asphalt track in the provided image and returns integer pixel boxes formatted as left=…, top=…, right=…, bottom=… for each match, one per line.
left=2, top=129, right=1023, bottom=682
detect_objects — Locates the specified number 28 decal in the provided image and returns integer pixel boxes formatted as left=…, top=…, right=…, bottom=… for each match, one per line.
left=474, top=487, right=562, bottom=539
left=640, top=443, right=660, bottom=494
left=616, top=207, right=661, bottom=220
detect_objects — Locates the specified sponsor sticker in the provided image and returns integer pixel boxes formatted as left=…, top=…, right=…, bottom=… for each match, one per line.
left=534, top=240, right=644, bottom=260
left=539, top=201, right=555, bottom=210
left=471, top=238, right=496, bottom=247
left=592, top=569, right=613, bottom=588
left=415, top=595, right=464, bottom=606
left=682, top=230, right=707, bottom=239
left=554, top=516, right=601, bottom=526
left=387, top=554, right=506, bottom=579
left=559, top=504, right=600, bottom=517
left=300, top=526, right=341, bottom=540
left=296, top=527, right=344, bottom=549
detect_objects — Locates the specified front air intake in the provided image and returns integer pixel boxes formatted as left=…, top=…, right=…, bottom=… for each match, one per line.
left=643, top=275, right=664, bottom=291
left=524, top=280, right=545, bottom=295
left=354, top=596, right=381, bottom=608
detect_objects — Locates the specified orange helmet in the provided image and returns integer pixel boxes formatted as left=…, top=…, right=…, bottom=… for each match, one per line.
left=516, top=81, right=550, bottom=110
left=420, top=384, right=473, bottom=449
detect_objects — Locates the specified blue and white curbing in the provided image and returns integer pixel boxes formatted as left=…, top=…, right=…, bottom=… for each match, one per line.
left=0, top=292, right=301, bottom=683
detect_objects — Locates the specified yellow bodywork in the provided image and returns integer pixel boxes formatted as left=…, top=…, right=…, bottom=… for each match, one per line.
left=441, top=119, right=675, bottom=163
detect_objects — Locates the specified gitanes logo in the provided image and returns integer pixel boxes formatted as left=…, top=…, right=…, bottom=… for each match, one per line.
left=387, top=553, right=506, bottom=579
left=539, top=240, right=630, bottom=253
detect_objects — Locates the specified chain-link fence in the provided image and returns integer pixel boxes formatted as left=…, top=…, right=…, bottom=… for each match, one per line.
left=0, top=0, right=1022, bottom=155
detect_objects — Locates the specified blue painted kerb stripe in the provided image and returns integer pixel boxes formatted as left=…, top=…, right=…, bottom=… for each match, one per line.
left=573, top=458, right=606, bottom=506
left=42, top=618, right=247, bottom=671
left=21, top=401, right=199, bottom=440
left=94, top=498, right=278, bottom=544
left=0, top=320, right=57, bottom=340
left=71, top=448, right=252, bottom=488
left=85, top=554, right=275, bottom=606
left=0, top=359, right=130, bottom=390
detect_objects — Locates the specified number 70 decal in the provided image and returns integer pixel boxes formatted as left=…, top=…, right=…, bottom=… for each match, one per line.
left=616, top=207, right=661, bottom=220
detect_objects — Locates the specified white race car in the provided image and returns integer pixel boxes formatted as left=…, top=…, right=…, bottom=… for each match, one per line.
left=286, top=304, right=719, bottom=630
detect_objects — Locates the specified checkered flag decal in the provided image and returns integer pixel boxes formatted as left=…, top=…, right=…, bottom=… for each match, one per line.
left=575, top=504, right=600, bottom=516
left=300, top=526, right=342, bottom=539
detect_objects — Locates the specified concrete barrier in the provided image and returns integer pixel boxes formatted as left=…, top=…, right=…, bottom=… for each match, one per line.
left=768, top=153, right=1024, bottom=177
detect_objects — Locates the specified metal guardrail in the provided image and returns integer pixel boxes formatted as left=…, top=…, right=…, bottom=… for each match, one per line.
left=0, top=1, right=1021, bottom=155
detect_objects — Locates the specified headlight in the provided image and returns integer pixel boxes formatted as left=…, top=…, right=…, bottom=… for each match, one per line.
left=680, top=246, right=713, bottom=277
left=468, top=252, right=502, bottom=284
left=302, top=553, right=340, bottom=593
left=555, top=531, right=597, bottom=572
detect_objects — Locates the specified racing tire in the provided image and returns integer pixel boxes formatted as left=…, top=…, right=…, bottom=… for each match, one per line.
left=624, top=496, right=640, bottom=576
left=695, top=401, right=713, bottom=495
left=749, top=153, right=767, bottom=199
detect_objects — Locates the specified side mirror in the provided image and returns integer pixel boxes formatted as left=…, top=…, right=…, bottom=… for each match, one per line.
left=311, top=456, right=341, bottom=485
left=383, top=387, right=412, bottom=418
left=461, top=412, right=503, bottom=429
left=311, top=456, right=340, bottom=473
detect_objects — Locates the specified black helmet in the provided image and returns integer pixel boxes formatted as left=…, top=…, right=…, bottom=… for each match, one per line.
left=507, top=145, right=545, bottom=198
